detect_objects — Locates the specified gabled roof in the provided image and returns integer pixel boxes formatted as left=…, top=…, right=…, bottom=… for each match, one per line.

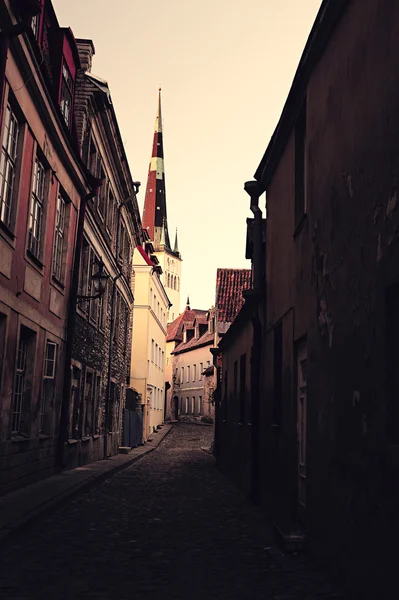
left=172, top=331, right=214, bottom=355
left=166, top=306, right=208, bottom=343
left=216, top=268, right=252, bottom=325
left=135, top=245, right=154, bottom=266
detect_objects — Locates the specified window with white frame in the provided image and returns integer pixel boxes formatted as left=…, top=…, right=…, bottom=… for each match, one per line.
left=60, top=61, right=73, bottom=127
left=187, top=365, right=190, bottom=383
left=0, top=104, right=19, bottom=229
left=31, top=14, right=40, bottom=39
left=181, top=366, right=184, bottom=384
left=40, top=341, right=57, bottom=434
left=193, top=364, right=197, bottom=381
left=200, top=363, right=203, bottom=380
left=52, top=193, right=67, bottom=281
left=151, top=339, right=155, bottom=363
left=28, top=157, right=46, bottom=259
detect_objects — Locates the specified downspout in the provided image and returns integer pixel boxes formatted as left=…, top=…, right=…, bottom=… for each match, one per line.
left=57, top=177, right=104, bottom=467
left=244, top=180, right=265, bottom=504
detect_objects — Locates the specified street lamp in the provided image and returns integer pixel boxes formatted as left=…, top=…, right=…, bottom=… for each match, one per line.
left=76, top=259, right=109, bottom=303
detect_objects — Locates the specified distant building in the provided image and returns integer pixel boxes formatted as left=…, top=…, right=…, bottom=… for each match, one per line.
left=130, top=231, right=170, bottom=440
left=166, top=299, right=214, bottom=421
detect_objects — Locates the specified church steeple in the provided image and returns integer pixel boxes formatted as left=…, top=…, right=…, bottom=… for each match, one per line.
left=142, top=88, right=171, bottom=250
left=173, top=228, right=179, bottom=254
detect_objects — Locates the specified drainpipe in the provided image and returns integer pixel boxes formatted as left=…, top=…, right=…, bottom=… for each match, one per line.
left=57, top=177, right=104, bottom=467
left=244, top=180, right=265, bottom=503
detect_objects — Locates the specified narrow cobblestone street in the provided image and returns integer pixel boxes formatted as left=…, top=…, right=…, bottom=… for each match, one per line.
left=1, top=425, right=344, bottom=599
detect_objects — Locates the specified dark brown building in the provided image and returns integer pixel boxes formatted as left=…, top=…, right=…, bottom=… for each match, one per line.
left=62, top=39, right=142, bottom=468
left=217, top=1, right=399, bottom=597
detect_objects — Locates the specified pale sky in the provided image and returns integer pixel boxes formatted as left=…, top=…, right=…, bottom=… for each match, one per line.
left=53, top=0, right=322, bottom=313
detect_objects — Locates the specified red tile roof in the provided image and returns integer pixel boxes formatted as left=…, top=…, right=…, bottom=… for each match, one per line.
left=172, top=331, right=214, bottom=355
left=216, top=268, right=252, bottom=324
left=166, top=307, right=208, bottom=342
left=136, top=245, right=154, bottom=266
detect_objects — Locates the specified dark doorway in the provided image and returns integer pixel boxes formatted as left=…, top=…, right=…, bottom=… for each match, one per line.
left=173, top=395, right=179, bottom=420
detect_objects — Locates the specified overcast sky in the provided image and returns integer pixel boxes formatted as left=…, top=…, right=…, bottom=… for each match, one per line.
left=53, top=0, right=322, bottom=313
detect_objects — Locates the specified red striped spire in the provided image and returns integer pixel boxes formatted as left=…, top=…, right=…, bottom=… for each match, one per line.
left=142, top=88, right=171, bottom=250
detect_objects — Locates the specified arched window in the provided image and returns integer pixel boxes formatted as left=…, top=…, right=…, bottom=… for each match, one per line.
left=174, top=276, right=177, bottom=290
left=177, top=277, right=180, bottom=292
left=166, top=273, right=170, bottom=288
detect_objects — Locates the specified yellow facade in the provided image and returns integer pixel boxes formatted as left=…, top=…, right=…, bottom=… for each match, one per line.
left=130, top=249, right=170, bottom=439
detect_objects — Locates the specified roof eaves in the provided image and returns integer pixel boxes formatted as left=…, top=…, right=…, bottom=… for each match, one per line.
left=254, top=0, right=349, bottom=188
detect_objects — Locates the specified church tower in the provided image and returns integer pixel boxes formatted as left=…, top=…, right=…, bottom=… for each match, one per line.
left=142, top=89, right=182, bottom=321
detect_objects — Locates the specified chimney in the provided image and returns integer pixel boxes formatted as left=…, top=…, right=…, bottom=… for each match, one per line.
left=75, top=38, right=95, bottom=73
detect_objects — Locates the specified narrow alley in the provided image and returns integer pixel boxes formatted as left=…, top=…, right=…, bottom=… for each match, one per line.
left=0, top=425, right=343, bottom=600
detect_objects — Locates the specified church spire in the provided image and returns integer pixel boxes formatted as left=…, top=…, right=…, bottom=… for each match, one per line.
left=142, top=88, right=171, bottom=250
left=173, top=228, right=179, bottom=254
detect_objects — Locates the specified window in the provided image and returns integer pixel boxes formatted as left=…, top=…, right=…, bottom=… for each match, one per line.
left=207, top=360, right=211, bottom=367
left=90, top=255, right=101, bottom=324
left=83, top=369, right=94, bottom=437
left=200, top=363, right=203, bottom=381
left=40, top=341, right=58, bottom=434
left=69, top=365, right=81, bottom=439
left=223, top=371, right=228, bottom=421
left=78, top=238, right=90, bottom=314
left=192, top=397, right=196, bottom=415
left=52, top=193, right=67, bottom=281
left=151, top=339, right=155, bottom=363
left=28, top=157, right=46, bottom=259
left=60, top=61, right=73, bottom=127
left=150, top=288, right=153, bottom=307
left=162, top=351, right=164, bottom=370
left=233, top=360, right=238, bottom=408
left=199, top=396, right=203, bottom=414
left=0, top=313, right=7, bottom=394
left=44, top=342, right=57, bottom=378
left=295, top=98, right=307, bottom=230
left=193, top=364, right=196, bottom=381
left=239, top=353, right=247, bottom=424
left=187, top=366, right=190, bottom=383
left=12, top=326, right=36, bottom=435
left=31, top=14, right=40, bottom=39
left=118, top=220, right=125, bottom=258
left=155, top=343, right=158, bottom=367
left=98, top=168, right=107, bottom=218
left=181, top=367, right=184, bottom=384
left=273, top=322, right=283, bottom=426
left=0, top=104, right=19, bottom=229
left=106, top=188, right=115, bottom=232
left=185, top=397, right=189, bottom=414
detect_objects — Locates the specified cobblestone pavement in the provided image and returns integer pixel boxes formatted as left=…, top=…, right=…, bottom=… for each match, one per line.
left=0, top=425, right=345, bottom=599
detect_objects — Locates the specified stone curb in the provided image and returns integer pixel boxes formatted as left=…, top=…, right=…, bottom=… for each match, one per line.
left=0, top=425, right=173, bottom=542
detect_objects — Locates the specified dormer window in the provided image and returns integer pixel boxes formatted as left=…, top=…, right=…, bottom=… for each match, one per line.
left=31, top=14, right=40, bottom=39
left=209, top=319, right=214, bottom=334
left=60, top=62, right=73, bottom=127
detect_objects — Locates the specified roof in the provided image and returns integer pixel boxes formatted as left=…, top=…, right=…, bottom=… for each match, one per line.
left=166, top=307, right=208, bottom=343
left=172, top=331, right=214, bottom=355
left=254, top=0, right=348, bottom=188
left=216, top=268, right=252, bottom=324
left=135, top=245, right=154, bottom=266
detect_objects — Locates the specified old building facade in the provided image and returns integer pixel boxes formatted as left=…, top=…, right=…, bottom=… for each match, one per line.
left=61, top=39, right=142, bottom=467
left=217, top=0, right=399, bottom=597
left=130, top=231, right=170, bottom=440
left=0, top=0, right=90, bottom=493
